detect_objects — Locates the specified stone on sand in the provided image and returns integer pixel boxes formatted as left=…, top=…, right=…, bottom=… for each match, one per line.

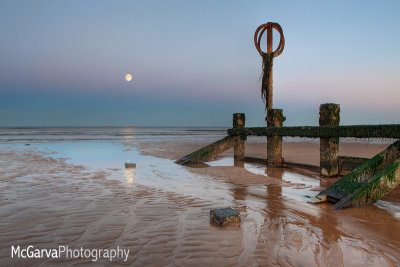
left=210, top=208, right=241, bottom=226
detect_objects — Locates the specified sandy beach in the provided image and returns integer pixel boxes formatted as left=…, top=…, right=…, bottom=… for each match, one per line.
left=0, top=133, right=399, bottom=266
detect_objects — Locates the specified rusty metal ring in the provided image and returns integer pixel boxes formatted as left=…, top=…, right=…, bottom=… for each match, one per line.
left=254, top=22, right=285, bottom=57
left=257, top=24, right=284, bottom=56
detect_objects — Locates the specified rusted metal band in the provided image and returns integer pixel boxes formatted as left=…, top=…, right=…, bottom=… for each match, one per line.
left=254, top=22, right=285, bottom=57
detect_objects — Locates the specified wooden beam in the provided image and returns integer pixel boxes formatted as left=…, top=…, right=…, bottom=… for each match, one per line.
left=227, top=125, right=400, bottom=138
left=175, top=136, right=237, bottom=165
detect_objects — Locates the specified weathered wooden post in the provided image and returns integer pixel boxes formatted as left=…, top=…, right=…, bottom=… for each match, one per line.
left=254, top=22, right=285, bottom=166
left=254, top=22, right=285, bottom=111
left=233, top=113, right=245, bottom=167
left=266, top=109, right=286, bottom=166
left=319, top=103, right=340, bottom=177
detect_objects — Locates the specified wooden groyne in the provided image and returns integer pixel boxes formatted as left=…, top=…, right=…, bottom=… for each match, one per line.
left=176, top=22, right=400, bottom=209
left=175, top=108, right=400, bottom=209
left=178, top=107, right=400, bottom=175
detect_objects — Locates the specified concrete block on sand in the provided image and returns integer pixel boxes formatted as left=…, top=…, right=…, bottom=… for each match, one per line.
left=210, top=208, right=241, bottom=226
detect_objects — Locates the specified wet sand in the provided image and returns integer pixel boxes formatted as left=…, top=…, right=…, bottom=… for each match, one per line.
left=137, top=138, right=389, bottom=166
left=1, top=139, right=399, bottom=266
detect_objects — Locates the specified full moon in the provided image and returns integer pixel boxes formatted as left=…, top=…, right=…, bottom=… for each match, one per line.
left=125, top=73, right=132, bottom=82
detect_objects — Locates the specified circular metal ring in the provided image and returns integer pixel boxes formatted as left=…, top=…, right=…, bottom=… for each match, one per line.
left=254, top=22, right=285, bottom=57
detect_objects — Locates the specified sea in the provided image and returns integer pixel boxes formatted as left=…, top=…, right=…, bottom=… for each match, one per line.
left=0, top=126, right=394, bottom=144
left=0, top=126, right=228, bottom=143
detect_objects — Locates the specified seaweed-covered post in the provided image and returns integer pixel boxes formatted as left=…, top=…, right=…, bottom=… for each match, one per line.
left=254, top=22, right=285, bottom=111
left=319, top=103, right=340, bottom=177
left=254, top=22, right=285, bottom=166
left=233, top=113, right=246, bottom=167
left=267, top=109, right=286, bottom=166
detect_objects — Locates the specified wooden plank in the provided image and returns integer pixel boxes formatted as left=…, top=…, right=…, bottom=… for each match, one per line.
left=175, top=136, right=237, bottom=164
left=333, top=158, right=400, bottom=209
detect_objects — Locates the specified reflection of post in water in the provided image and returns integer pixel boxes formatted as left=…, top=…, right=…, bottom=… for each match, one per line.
left=231, top=186, right=248, bottom=214
left=266, top=167, right=283, bottom=180
left=232, top=186, right=247, bottom=201
left=265, top=167, right=283, bottom=219
left=124, top=168, right=136, bottom=184
left=266, top=167, right=342, bottom=246
left=316, top=210, right=341, bottom=244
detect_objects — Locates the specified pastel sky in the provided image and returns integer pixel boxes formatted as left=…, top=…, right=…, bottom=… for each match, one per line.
left=0, top=0, right=399, bottom=126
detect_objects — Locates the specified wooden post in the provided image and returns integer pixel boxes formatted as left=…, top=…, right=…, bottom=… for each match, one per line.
left=266, top=26, right=273, bottom=111
left=233, top=113, right=246, bottom=167
left=266, top=109, right=285, bottom=166
left=319, top=103, right=340, bottom=177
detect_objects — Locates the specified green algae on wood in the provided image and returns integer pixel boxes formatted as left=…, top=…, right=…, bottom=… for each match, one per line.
left=333, top=158, right=400, bottom=209
left=266, top=109, right=286, bottom=127
left=319, top=103, right=340, bottom=126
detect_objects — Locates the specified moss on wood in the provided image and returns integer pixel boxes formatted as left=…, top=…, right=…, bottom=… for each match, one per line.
left=261, top=52, right=274, bottom=110
left=334, top=158, right=400, bottom=209
left=319, top=103, right=340, bottom=126
left=309, top=141, right=400, bottom=209
left=227, top=125, right=400, bottom=138
left=266, top=109, right=286, bottom=127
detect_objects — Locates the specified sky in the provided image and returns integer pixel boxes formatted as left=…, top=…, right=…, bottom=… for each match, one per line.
left=0, top=0, right=399, bottom=127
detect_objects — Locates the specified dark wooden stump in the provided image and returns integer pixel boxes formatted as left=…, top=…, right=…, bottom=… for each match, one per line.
left=319, top=103, right=340, bottom=177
